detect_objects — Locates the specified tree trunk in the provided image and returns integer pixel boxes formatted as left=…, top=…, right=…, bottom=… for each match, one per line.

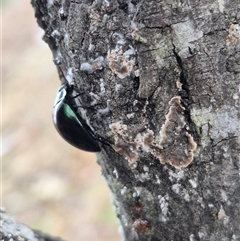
left=29, top=0, right=239, bottom=240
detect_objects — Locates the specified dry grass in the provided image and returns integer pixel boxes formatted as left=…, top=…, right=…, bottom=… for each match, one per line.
left=2, top=0, right=120, bottom=240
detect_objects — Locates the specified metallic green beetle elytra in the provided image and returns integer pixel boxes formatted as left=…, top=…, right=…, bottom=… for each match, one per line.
left=52, top=84, right=101, bottom=152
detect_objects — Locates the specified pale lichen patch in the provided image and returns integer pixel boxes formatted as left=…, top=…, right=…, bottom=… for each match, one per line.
left=110, top=122, right=140, bottom=168
left=110, top=93, right=200, bottom=168
left=191, top=105, right=240, bottom=144
left=142, top=130, right=155, bottom=152
left=158, top=194, right=169, bottom=222
left=226, top=24, right=240, bottom=45
left=80, top=56, right=105, bottom=73
left=217, top=0, right=225, bottom=13
left=189, top=179, right=198, bottom=188
left=172, top=183, right=181, bottom=194
left=150, top=97, right=197, bottom=168
left=176, top=80, right=183, bottom=91
left=220, top=190, right=228, bottom=202
left=113, top=135, right=139, bottom=168
left=168, top=169, right=185, bottom=182
left=218, top=205, right=229, bottom=225
left=110, top=97, right=197, bottom=168
left=159, top=96, right=186, bottom=143
left=107, top=48, right=135, bottom=79
left=172, top=20, right=203, bottom=58
left=183, top=189, right=190, bottom=202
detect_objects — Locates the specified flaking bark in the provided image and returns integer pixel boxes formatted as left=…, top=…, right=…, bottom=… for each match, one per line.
left=25, top=0, right=240, bottom=240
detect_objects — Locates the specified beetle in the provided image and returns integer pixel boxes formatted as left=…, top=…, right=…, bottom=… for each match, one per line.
left=52, top=83, right=101, bottom=152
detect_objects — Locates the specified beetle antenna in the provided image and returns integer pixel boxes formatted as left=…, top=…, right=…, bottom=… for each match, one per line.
left=57, top=66, right=68, bottom=84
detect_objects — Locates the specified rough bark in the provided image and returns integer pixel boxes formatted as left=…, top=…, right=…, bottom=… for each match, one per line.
left=29, top=0, right=240, bottom=240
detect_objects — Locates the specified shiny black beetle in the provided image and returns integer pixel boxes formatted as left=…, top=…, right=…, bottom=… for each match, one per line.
left=52, top=83, right=101, bottom=152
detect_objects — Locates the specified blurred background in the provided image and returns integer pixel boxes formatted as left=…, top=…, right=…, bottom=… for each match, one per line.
left=2, top=0, right=120, bottom=240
